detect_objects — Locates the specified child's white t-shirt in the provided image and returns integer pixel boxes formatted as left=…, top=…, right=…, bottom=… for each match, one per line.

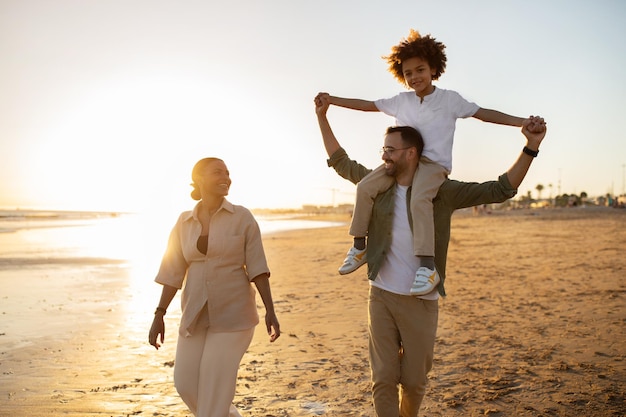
left=374, top=87, right=479, bottom=172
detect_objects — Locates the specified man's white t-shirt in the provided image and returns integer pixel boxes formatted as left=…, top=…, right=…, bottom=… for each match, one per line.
left=371, top=185, right=439, bottom=300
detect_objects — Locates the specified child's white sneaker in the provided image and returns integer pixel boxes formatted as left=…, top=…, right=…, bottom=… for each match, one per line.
left=338, top=247, right=367, bottom=275
left=410, top=267, right=440, bottom=295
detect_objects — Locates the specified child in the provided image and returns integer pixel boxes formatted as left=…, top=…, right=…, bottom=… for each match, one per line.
left=320, top=29, right=542, bottom=295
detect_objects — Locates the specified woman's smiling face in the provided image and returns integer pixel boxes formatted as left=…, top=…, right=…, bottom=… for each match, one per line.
left=199, top=159, right=231, bottom=198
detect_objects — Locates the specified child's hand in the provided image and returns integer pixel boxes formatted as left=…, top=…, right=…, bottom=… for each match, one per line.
left=522, top=116, right=547, bottom=150
left=525, top=115, right=546, bottom=133
left=317, top=92, right=330, bottom=101
left=315, top=93, right=330, bottom=115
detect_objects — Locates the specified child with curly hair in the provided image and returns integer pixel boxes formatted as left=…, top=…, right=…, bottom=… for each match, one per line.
left=319, top=29, right=542, bottom=295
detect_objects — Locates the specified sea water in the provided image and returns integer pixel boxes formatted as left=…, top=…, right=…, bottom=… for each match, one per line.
left=0, top=209, right=343, bottom=270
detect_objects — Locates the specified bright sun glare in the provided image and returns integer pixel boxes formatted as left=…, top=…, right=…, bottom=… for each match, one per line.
left=74, top=212, right=175, bottom=325
left=27, top=76, right=240, bottom=213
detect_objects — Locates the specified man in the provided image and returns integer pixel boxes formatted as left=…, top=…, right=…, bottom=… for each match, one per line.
left=314, top=93, right=546, bottom=417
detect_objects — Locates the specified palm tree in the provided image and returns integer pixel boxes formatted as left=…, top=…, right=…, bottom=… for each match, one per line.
left=548, top=183, right=554, bottom=206
left=536, top=184, right=544, bottom=200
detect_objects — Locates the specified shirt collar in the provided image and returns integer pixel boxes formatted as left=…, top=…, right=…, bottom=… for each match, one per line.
left=418, top=85, right=438, bottom=102
left=181, top=199, right=235, bottom=222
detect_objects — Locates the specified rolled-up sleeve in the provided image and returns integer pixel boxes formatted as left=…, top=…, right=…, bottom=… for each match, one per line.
left=243, top=211, right=270, bottom=281
left=327, top=147, right=372, bottom=185
left=436, top=173, right=517, bottom=210
left=155, top=213, right=189, bottom=289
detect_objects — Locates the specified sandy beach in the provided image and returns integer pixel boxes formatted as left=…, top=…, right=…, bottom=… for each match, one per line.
left=1, top=207, right=625, bottom=416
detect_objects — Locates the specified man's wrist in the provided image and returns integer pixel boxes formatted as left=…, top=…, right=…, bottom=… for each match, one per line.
left=523, top=146, right=539, bottom=157
left=155, top=307, right=167, bottom=315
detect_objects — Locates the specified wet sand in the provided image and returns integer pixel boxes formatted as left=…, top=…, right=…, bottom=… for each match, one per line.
left=1, top=207, right=624, bottom=416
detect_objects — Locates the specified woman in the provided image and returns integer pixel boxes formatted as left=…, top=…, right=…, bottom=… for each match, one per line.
left=148, top=157, right=280, bottom=417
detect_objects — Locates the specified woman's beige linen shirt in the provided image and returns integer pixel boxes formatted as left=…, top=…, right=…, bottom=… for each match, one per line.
left=155, top=200, right=270, bottom=336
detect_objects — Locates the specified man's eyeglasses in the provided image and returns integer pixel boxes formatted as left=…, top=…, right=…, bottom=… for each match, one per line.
left=380, top=146, right=411, bottom=156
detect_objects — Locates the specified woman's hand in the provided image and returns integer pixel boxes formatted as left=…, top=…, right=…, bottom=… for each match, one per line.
left=265, top=310, right=281, bottom=342
left=149, top=314, right=166, bottom=350
left=252, top=273, right=281, bottom=342
left=149, top=285, right=177, bottom=350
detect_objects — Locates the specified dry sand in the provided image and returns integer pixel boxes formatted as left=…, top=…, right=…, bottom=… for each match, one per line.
left=1, top=207, right=625, bottom=416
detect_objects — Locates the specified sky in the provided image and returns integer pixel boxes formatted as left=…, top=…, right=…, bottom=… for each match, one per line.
left=1, top=0, right=625, bottom=216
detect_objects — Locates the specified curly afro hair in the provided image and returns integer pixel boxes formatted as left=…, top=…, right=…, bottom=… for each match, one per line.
left=383, top=29, right=447, bottom=85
